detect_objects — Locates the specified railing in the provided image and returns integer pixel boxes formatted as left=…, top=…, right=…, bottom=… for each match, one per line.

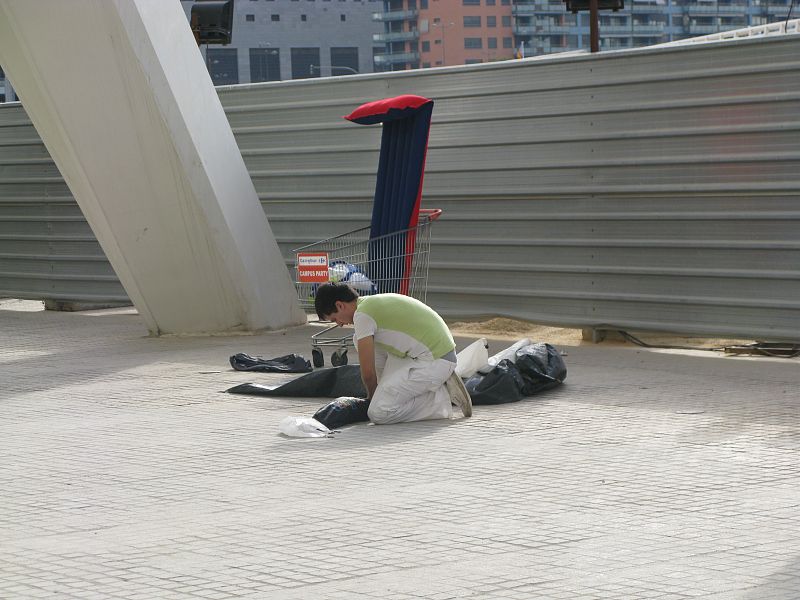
left=687, top=3, right=748, bottom=14
left=513, top=3, right=566, bottom=15
left=689, top=24, right=721, bottom=33
left=373, top=51, right=420, bottom=64
left=372, top=9, right=418, bottom=22
left=373, top=30, right=419, bottom=43
left=515, top=24, right=576, bottom=34
left=601, top=24, right=666, bottom=34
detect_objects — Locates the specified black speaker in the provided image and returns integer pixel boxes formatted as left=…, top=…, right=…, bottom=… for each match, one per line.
left=191, top=0, right=235, bottom=45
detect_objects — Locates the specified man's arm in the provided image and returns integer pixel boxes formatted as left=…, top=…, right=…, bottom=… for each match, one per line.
left=357, top=335, right=378, bottom=400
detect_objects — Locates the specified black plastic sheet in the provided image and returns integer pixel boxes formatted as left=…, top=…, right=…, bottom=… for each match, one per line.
left=229, top=353, right=312, bottom=373
left=465, top=359, right=526, bottom=405
left=227, top=365, right=366, bottom=398
left=515, top=343, right=567, bottom=396
left=463, top=343, right=567, bottom=405
left=313, top=397, right=371, bottom=429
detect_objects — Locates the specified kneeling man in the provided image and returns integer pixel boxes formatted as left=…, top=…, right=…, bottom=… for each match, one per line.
left=314, top=283, right=472, bottom=424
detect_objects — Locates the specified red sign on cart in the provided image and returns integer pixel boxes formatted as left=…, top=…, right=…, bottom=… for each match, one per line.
left=297, top=252, right=330, bottom=283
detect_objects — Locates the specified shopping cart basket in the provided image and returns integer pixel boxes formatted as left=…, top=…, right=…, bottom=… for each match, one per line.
left=294, top=208, right=441, bottom=368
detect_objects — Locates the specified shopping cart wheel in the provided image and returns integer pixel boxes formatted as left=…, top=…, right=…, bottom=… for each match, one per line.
left=312, top=348, right=324, bottom=368
left=331, top=348, right=348, bottom=367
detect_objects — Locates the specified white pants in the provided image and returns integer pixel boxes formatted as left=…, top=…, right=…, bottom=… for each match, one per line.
left=367, top=352, right=455, bottom=425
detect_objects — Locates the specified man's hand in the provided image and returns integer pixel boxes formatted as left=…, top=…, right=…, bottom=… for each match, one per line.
left=357, top=335, right=378, bottom=400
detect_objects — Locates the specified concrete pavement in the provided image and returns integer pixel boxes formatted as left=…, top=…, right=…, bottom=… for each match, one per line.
left=1, top=299, right=799, bottom=599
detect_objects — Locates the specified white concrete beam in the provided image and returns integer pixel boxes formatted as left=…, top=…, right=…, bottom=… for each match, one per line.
left=0, top=0, right=305, bottom=334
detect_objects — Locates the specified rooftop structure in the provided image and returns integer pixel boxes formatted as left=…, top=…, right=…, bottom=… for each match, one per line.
left=180, top=0, right=384, bottom=83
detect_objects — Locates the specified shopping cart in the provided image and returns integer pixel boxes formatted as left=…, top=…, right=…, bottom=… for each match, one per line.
left=294, top=208, right=441, bottom=368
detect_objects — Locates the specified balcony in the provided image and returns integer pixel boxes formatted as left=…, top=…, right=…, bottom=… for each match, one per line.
left=601, top=23, right=665, bottom=33
left=373, top=30, right=420, bottom=43
left=633, top=24, right=666, bottom=33
left=515, top=24, right=575, bottom=34
left=512, top=3, right=566, bottom=15
left=372, top=9, right=418, bottom=22
left=687, top=3, right=748, bottom=14
left=689, top=24, right=720, bottom=33
left=374, top=51, right=420, bottom=65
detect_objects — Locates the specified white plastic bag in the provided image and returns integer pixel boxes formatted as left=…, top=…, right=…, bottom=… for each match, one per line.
left=455, top=338, right=490, bottom=379
left=477, top=338, right=532, bottom=374
left=278, top=416, right=333, bottom=438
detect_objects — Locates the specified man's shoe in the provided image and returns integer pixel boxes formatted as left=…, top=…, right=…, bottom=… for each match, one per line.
left=445, top=372, right=472, bottom=418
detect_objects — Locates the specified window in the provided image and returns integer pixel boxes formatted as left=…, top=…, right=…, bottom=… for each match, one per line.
left=206, top=48, right=239, bottom=85
left=301, top=14, right=307, bottom=20
left=245, top=14, right=255, bottom=21
left=271, top=14, right=280, bottom=21
left=340, top=14, right=346, bottom=20
left=464, top=37, right=482, bottom=49
left=330, top=47, right=359, bottom=74
left=421, top=0, right=428, bottom=7
left=463, top=0, right=480, bottom=5
left=487, top=15, right=496, bottom=26
left=503, top=36, right=512, bottom=48
left=250, top=48, right=281, bottom=82
left=464, top=16, right=481, bottom=27
left=422, top=62, right=431, bottom=68
left=501, top=0, right=510, bottom=4
left=422, top=40, right=431, bottom=52
left=465, top=58, right=482, bottom=64
left=486, top=0, right=495, bottom=4
left=433, top=17, right=440, bottom=24
left=488, top=37, right=497, bottom=48
left=291, top=47, right=321, bottom=79
left=501, top=15, right=511, bottom=26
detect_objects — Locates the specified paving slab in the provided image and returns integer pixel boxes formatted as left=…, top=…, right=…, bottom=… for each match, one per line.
left=1, top=300, right=799, bottom=599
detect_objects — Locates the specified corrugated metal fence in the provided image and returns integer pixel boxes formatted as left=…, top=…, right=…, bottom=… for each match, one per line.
left=1, top=33, right=799, bottom=339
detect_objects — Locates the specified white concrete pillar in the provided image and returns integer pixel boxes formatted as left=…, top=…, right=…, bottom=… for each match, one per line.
left=0, top=0, right=305, bottom=334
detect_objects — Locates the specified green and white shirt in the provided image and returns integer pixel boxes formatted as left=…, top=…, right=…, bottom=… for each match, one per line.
left=353, top=294, right=455, bottom=361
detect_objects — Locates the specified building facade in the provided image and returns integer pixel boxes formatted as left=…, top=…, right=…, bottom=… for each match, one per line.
left=181, top=0, right=384, bottom=84
left=0, top=67, right=17, bottom=103
left=513, top=0, right=796, bottom=54
left=373, top=0, right=797, bottom=66
left=374, top=0, right=518, bottom=70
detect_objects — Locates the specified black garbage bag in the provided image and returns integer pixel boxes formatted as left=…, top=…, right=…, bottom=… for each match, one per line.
left=464, top=359, right=526, bottom=405
left=229, top=353, right=312, bottom=373
left=312, top=397, right=371, bottom=429
left=515, top=343, right=567, bottom=395
left=227, top=365, right=366, bottom=398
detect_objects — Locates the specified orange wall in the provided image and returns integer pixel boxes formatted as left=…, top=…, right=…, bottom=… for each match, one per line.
left=418, top=0, right=515, bottom=66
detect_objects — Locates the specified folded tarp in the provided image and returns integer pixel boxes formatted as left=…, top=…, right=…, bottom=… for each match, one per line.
left=229, top=353, right=312, bottom=373
left=227, top=365, right=366, bottom=398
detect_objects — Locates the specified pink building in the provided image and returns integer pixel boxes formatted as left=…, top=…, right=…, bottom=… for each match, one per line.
left=374, top=0, right=516, bottom=70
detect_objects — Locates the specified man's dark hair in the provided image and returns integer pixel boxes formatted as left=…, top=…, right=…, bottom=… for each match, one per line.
left=314, top=282, right=359, bottom=319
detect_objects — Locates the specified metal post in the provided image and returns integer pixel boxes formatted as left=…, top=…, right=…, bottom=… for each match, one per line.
left=589, top=0, right=600, bottom=52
